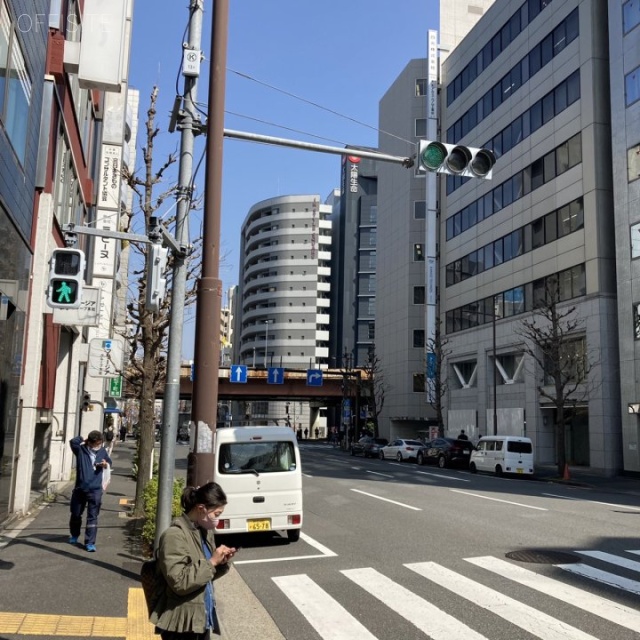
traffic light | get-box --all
[418,140,496,179]
[82,391,91,411]
[46,248,86,309]
[145,243,169,313]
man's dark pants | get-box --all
[69,487,103,545]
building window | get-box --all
[634,303,640,340]
[0,1,32,163]
[414,201,426,219]
[413,373,425,392]
[413,330,425,348]
[415,78,427,96]
[629,145,640,182]
[625,66,640,106]
[624,0,640,34]
[415,118,427,138]
[368,322,375,340]
[414,244,425,261]
[413,286,425,305]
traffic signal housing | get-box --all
[418,140,496,179]
[82,391,91,411]
[46,248,86,309]
[145,243,169,313]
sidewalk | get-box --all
[0,439,284,640]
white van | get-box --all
[469,436,534,476]
[213,426,303,542]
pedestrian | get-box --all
[296,427,302,441]
[68,430,112,552]
[150,482,237,639]
[304,428,309,439]
[104,425,115,455]
[314,427,319,439]
[119,424,127,442]
[458,429,469,441]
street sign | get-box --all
[87,337,124,378]
[230,365,248,383]
[306,369,323,386]
[267,367,285,384]
[53,286,101,326]
[108,376,123,398]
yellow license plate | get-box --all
[247,519,271,531]
[516,468,523,474]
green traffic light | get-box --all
[52,279,78,304]
[420,142,447,170]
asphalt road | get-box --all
[220,443,640,640]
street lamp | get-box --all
[492,298,498,436]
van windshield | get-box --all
[218,441,296,474]
[507,441,532,454]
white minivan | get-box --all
[213,426,303,542]
[469,436,534,476]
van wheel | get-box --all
[396,452,403,463]
[417,452,424,466]
[495,465,503,477]
[438,455,446,469]
[469,462,477,473]
[287,529,301,543]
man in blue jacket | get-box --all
[69,430,112,552]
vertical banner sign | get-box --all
[310,198,318,259]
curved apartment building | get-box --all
[235,194,333,371]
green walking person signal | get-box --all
[46,249,86,309]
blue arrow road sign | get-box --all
[306,369,323,386]
[267,367,285,384]
[230,365,248,383]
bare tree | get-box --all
[119,87,201,516]
[360,344,386,438]
[516,278,593,476]
[426,319,450,437]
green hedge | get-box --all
[141,475,185,550]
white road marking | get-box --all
[299,532,337,557]
[350,488,422,510]
[466,555,640,633]
[415,470,469,482]
[343,567,488,639]
[450,489,548,510]
[234,533,337,565]
[272,574,378,640]
[541,493,640,511]
[577,550,640,573]
[557,562,640,595]
[365,470,394,478]
[302,472,313,478]
[407,561,598,640]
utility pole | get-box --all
[155,0,204,540]
[188,0,228,486]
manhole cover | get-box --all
[505,550,580,564]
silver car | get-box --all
[379,439,426,462]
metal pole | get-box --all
[155,0,203,543]
[264,320,269,368]
[492,298,498,436]
[188,0,228,486]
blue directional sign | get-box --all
[267,367,285,384]
[230,365,248,383]
[306,369,323,386]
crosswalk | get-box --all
[271,549,640,639]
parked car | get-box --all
[417,437,475,468]
[469,436,534,476]
[379,439,426,462]
[351,436,389,458]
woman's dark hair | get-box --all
[181,482,227,513]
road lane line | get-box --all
[234,532,337,565]
[300,532,337,557]
[415,471,469,482]
[557,563,640,595]
[343,567,488,639]
[450,489,547,510]
[407,561,597,640]
[577,550,640,573]
[365,470,394,478]
[466,555,640,633]
[350,489,422,510]
[273,574,377,639]
[541,494,640,511]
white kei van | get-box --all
[213,426,303,542]
[469,436,534,476]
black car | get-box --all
[350,436,389,458]
[417,437,475,468]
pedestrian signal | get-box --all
[46,249,86,309]
[417,140,496,179]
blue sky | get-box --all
[129,0,438,358]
